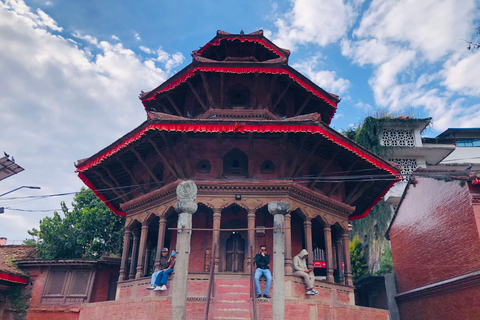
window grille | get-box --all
[381,128,415,147]
[389,158,417,182]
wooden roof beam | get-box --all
[288,134,309,177]
[292,140,323,177]
[165,94,183,116]
[130,148,161,184]
[160,132,186,179]
[345,181,374,205]
[103,165,132,200]
[295,95,312,116]
[266,74,278,109]
[182,133,192,178]
[187,80,208,111]
[280,133,288,177]
[200,72,215,108]
[309,149,341,189]
[327,159,359,197]
[91,170,130,202]
[271,81,293,113]
[147,137,179,179]
[117,157,147,194]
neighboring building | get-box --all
[435,128,480,164]
[46,30,397,320]
[0,244,37,320]
[386,166,480,320]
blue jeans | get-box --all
[154,268,174,286]
[254,268,272,295]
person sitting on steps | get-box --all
[254,244,272,299]
[147,247,170,290]
[153,249,176,291]
[293,249,318,295]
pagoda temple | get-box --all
[74,30,398,320]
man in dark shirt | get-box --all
[147,247,170,290]
[254,244,272,298]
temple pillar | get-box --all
[171,181,198,320]
[118,230,131,281]
[342,229,353,286]
[284,213,292,275]
[143,242,151,276]
[154,215,167,271]
[324,224,334,283]
[129,230,139,279]
[303,217,314,269]
[212,208,222,272]
[336,236,344,284]
[136,221,149,279]
[247,208,256,269]
[268,201,290,320]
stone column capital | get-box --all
[268,201,290,215]
[124,230,132,236]
[175,200,198,214]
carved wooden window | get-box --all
[381,128,415,147]
[260,160,275,174]
[389,158,417,182]
[223,148,248,177]
[196,159,211,173]
[41,267,95,305]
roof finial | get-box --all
[240,29,245,35]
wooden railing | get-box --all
[250,245,257,320]
[203,244,216,320]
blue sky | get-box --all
[1,0,479,241]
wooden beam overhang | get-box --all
[91,169,130,202]
[130,148,161,184]
[147,137,179,179]
[309,149,341,190]
[327,159,359,197]
[345,180,374,205]
[220,73,224,107]
[187,80,208,111]
[292,140,323,177]
[288,134,309,177]
[117,157,147,194]
[165,94,183,116]
[216,133,223,178]
[295,95,312,116]
[200,72,215,108]
[271,80,293,113]
[159,132,185,179]
[248,133,254,178]
[103,166,131,200]
[266,74,279,109]
[281,133,288,177]
[182,133,192,178]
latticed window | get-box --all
[381,128,415,147]
[389,158,417,182]
[41,268,94,305]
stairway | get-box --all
[211,279,251,320]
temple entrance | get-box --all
[225,232,245,272]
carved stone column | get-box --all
[303,217,314,270]
[284,213,293,275]
[171,181,198,320]
[118,230,131,281]
[342,230,353,286]
[323,224,334,283]
[212,208,222,272]
[129,230,139,279]
[136,221,149,278]
[268,201,290,320]
[154,215,167,272]
[336,236,344,284]
[247,208,256,269]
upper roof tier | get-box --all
[140,30,340,125]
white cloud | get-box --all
[111,35,120,41]
[134,31,140,41]
[273,0,357,50]
[0,0,184,240]
[292,55,350,95]
[442,50,480,96]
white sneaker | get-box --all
[147,285,155,290]
[312,289,319,294]
[153,286,163,291]
[159,285,167,291]
[306,290,315,295]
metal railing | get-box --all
[203,244,217,320]
[250,245,257,320]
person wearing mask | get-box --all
[293,249,318,295]
[154,249,176,291]
[254,245,272,298]
[147,247,170,290]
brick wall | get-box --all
[390,177,480,293]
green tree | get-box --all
[28,187,125,259]
[349,236,369,282]
[376,246,394,274]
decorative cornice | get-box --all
[396,269,480,302]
